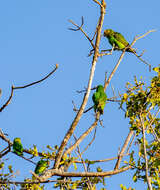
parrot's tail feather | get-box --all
[126,47,136,54]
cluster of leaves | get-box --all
[0,161,17,189]
[120,184,135,190]
[54,166,106,190]
[120,66,160,189]
[20,178,44,190]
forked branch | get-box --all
[0,64,58,112]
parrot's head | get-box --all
[14,137,21,143]
[96,85,104,92]
[104,29,114,38]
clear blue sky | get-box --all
[0,0,159,189]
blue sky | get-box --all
[0,0,159,189]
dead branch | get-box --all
[74,153,130,164]
[40,165,132,181]
[64,118,98,156]
[81,127,97,155]
[0,64,58,112]
[92,0,102,7]
[114,130,134,170]
[68,17,95,49]
[104,48,127,90]
[147,109,160,142]
[74,135,93,189]
[130,29,156,71]
[140,114,153,190]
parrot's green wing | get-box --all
[92,91,100,105]
[92,85,107,114]
[13,138,23,156]
[114,32,129,47]
[35,160,49,175]
[92,91,100,112]
[97,91,107,114]
[104,29,136,52]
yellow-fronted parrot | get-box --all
[34,160,49,175]
[92,85,107,114]
[104,29,135,53]
[13,138,23,156]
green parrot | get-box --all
[103,29,136,53]
[92,85,107,114]
[34,160,49,175]
[13,138,23,156]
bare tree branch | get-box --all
[40,166,132,181]
[147,109,160,142]
[81,127,97,155]
[92,0,102,7]
[0,64,58,112]
[104,48,127,90]
[74,135,93,189]
[114,130,134,170]
[129,29,156,71]
[140,114,153,190]
[68,17,95,49]
[74,153,130,164]
[64,118,98,156]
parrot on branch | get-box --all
[13,137,23,156]
[34,160,49,175]
[103,29,136,53]
[92,85,107,114]
[103,29,151,71]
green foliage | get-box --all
[120,66,160,189]
[120,184,135,190]
[0,161,18,189]
[20,178,44,190]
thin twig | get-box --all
[14,64,58,89]
[0,65,58,112]
[81,127,97,155]
[13,152,36,165]
[132,29,156,43]
[104,48,127,90]
[68,17,95,49]
[126,132,136,154]
[129,29,156,71]
[74,135,93,189]
[133,51,151,71]
[0,86,14,112]
[64,118,98,156]
[92,0,102,7]
[74,153,130,164]
[83,105,94,113]
[77,87,96,94]
[147,109,160,142]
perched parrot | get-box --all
[92,85,107,114]
[103,29,136,53]
[34,160,49,175]
[13,138,23,156]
